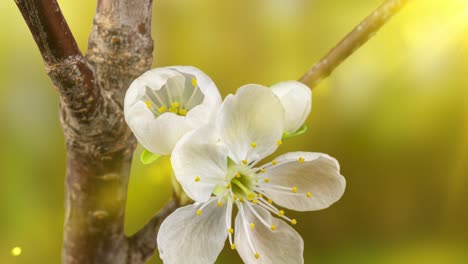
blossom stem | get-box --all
[299,0,410,88]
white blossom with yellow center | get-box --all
[157,85,345,264]
[124,66,222,155]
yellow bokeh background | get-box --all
[1,0,468,263]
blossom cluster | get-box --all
[124,66,346,264]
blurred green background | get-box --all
[1,0,468,263]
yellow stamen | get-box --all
[191,77,198,87]
[298,157,305,163]
[225,182,231,189]
[145,100,152,108]
[264,177,270,183]
[235,172,241,178]
[306,192,312,198]
[169,106,178,113]
[239,197,245,202]
[233,194,238,200]
[257,193,263,198]
[252,199,258,204]
[260,168,266,173]
[278,210,285,216]
[247,193,255,201]
[178,108,187,116]
[250,142,257,148]
[171,101,180,108]
[292,186,298,193]
[291,219,297,225]
[217,201,223,207]
[194,176,200,182]
[242,159,248,165]
[196,209,202,216]
[228,228,234,234]
[270,225,277,231]
[250,223,255,229]
[231,244,236,250]
[272,160,278,165]
[255,253,260,259]
[276,140,282,146]
[268,199,273,204]
[158,106,166,113]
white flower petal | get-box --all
[124,68,185,110]
[125,66,222,155]
[171,124,228,202]
[124,68,187,155]
[261,152,345,211]
[170,66,221,128]
[169,65,221,109]
[124,68,185,153]
[171,66,222,131]
[235,204,304,264]
[157,199,227,264]
[271,81,311,133]
[184,103,218,129]
[137,67,185,91]
[216,84,285,164]
[125,102,191,155]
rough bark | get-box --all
[14,0,99,120]
[87,0,155,102]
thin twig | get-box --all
[15,0,81,62]
[14,0,99,119]
[299,0,410,88]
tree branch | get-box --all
[299,0,410,88]
[15,0,79,61]
[14,0,99,119]
[16,0,157,264]
[59,0,156,263]
[87,0,154,102]
[127,199,179,263]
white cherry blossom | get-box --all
[157,84,345,264]
[124,66,221,155]
[271,81,312,134]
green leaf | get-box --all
[140,149,161,164]
[282,125,308,139]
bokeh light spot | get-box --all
[11,246,22,257]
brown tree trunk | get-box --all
[15,0,178,263]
